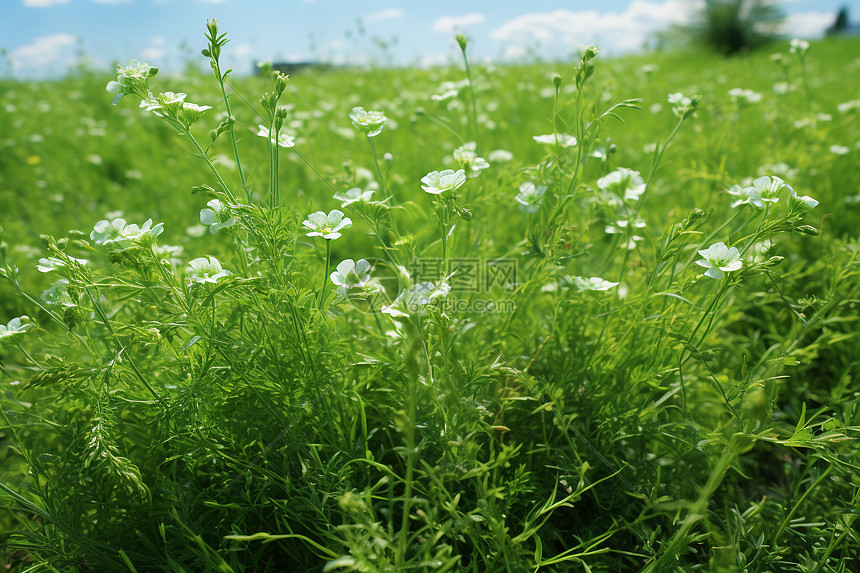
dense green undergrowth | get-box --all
[1,23,859,572]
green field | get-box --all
[1,23,859,571]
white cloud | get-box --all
[491,0,701,56]
[23,0,69,7]
[365,7,404,22]
[432,13,486,34]
[10,33,77,71]
[197,0,227,4]
[233,43,253,57]
[141,47,165,60]
[92,0,133,4]
[781,11,834,38]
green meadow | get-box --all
[1,22,858,571]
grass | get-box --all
[1,22,859,572]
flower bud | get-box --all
[456,34,468,51]
[455,206,472,221]
[552,74,563,89]
[796,225,819,235]
[687,208,705,224]
[764,255,784,267]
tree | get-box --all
[693,0,784,55]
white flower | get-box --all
[421,169,466,195]
[256,125,296,148]
[571,276,619,292]
[177,101,212,127]
[728,88,762,104]
[488,149,513,162]
[453,142,490,178]
[382,281,451,318]
[333,188,375,207]
[105,61,155,105]
[199,199,237,234]
[789,38,809,55]
[37,256,87,273]
[302,210,352,240]
[727,184,764,209]
[515,182,547,214]
[747,175,792,205]
[597,168,646,201]
[41,279,73,307]
[668,92,697,117]
[533,133,577,147]
[604,222,644,250]
[330,259,371,294]
[668,92,690,106]
[139,91,186,118]
[0,316,30,343]
[90,217,163,247]
[789,189,819,212]
[431,89,459,102]
[830,145,850,155]
[696,242,743,279]
[349,106,387,137]
[186,256,232,285]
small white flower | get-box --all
[302,210,352,240]
[333,188,375,207]
[256,125,296,148]
[186,256,232,285]
[349,106,387,137]
[199,199,237,234]
[515,182,547,214]
[41,279,73,307]
[597,168,646,201]
[728,88,762,104]
[105,61,155,105]
[571,276,619,292]
[696,242,743,279]
[668,92,697,117]
[789,38,809,55]
[330,259,371,294]
[421,169,467,195]
[488,149,513,162]
[747,175,792,205]
[533,133,577,147]
[0,316,30,343]
[37,256,87,273]
[453,142,490,178]
[431,89,459,102]
[789,188,819,212]
[829,145,850,155]
[727,184,763,209]
[91,217,163,247]
[382,281,451,318]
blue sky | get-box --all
[1,0,856,77]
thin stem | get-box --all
[368,137,387,196]
[319,240,331,308]
[460,47,479,147]
[213,62,249,199]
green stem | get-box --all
[319,240,331,308]
[213,61,250,200]
[368,137,387,196]
[461,47,479,147]
[773,464,833,546]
